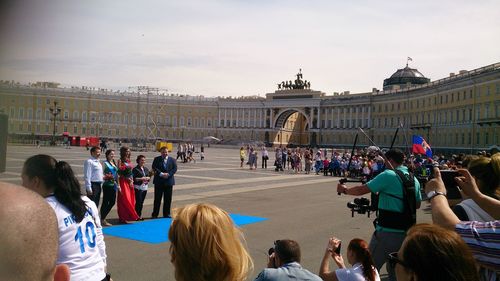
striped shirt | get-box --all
[455,220,500,272]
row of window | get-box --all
[372,84,500,113]
[3,108,217,128]
[9,121,218,139]
[4,98,500,130]
[9,119,497,147]
[5,106,499,131]
[316,130,497,147]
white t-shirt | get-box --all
[46,196,107,281]
[335,263,381,281]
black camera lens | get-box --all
[268,247,275,256]
[353,197,370,205]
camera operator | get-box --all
[336,149,422,281]
[254,239,321,281]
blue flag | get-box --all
[412,135,432,158]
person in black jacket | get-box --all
[132,155,151,220]
[151,147,177,218]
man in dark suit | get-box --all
[151,146,177,218]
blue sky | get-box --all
[0,0,499,97]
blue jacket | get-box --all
[254,262,322,281]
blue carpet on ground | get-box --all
[103,214,267,244]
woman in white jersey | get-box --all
[21,154,108,281]
[319,237,380,281]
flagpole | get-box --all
[400,121,411,157]
[390,127,399,150]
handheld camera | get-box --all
[423,165,462,200]
[335,242,341,255]
[347,197,372,217]
[437,170,461,200]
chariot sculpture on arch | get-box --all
[277,68,311,90]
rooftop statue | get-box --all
[277,69,311,90]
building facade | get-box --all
[1,62,499,153]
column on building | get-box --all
[335,107,340,129]
[361,106,365,128]
[218,108,221,128]
[270,108,273,129]
[341,108,345,128]
[224,108,227,127]
[368,106,371,128]
[243,109,247,127]
[230,108,233,127]
[236,108,239,127]
[330,108,334,129]
[355,106,359,128]
[349,107,353,128]
[254,108,257,128]
[265,108,269,128]
[317,107,320,129]
[259,109,263,128]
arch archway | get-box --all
[273,109,310,146]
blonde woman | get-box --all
[168,203,253,281]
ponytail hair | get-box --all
[348,238,376,281]
[23,155,87,222]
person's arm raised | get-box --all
[319,237,340,281]
[425,168,460,230]
[455,169,500,219]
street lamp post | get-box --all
[49,101,61,146]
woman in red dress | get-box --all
[116,146,139,223]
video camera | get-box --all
[347,197,372,217]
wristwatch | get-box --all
[427,190,446,201]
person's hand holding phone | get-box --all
[425,167,446,194]
[455,169,481,199]
[327,237,345,268]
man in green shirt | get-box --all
[337,149,422,281]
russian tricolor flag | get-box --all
[412,135,432,158]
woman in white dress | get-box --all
[319,237,380,281]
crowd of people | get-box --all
[176,142,203,163]
[239,144,384,178]
[1,144,499,281]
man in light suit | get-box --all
[151,146,177,218]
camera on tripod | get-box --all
[347,197,372,217]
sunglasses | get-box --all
[387,252,408,268]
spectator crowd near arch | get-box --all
[0,142,499,281]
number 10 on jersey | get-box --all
[74,221,97,253]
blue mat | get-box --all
[103,214,267,244]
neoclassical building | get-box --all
[1,62,499,153]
